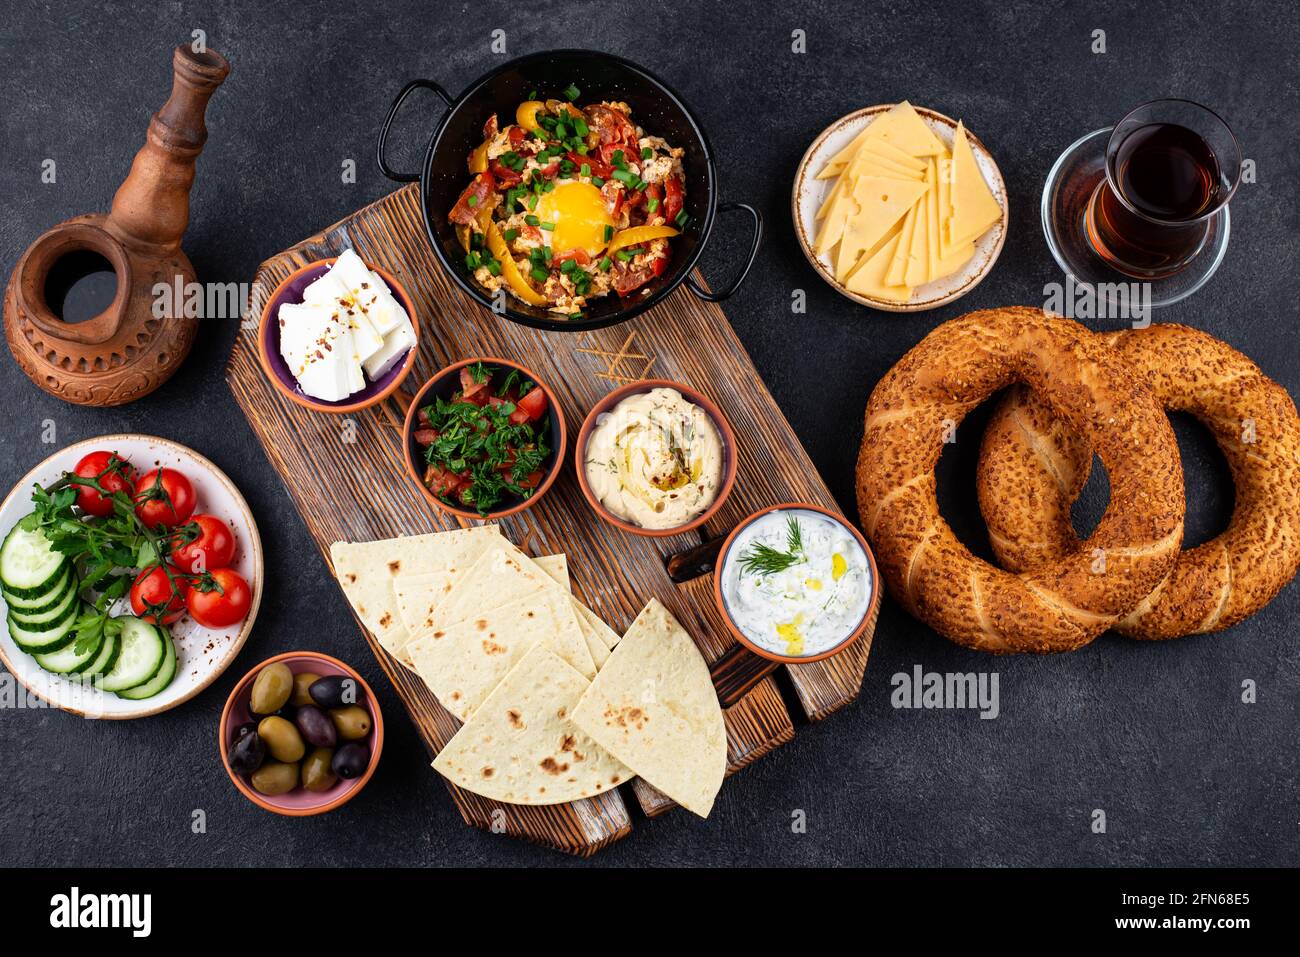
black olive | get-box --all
[228,731,267,776]
[309,674,359,711]
[331,741,370,779]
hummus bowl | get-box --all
[575,379,737,537]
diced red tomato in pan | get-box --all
[449,171,497,225]
[568,150,612,180]
[664,176,684,224]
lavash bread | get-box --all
[571,598,726,817]
[977,323,1300,639]
[433,644,631,805]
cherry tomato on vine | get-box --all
[168,514,236,574]
[133,468,196,529]
[72,451,136,518]
[186,568,252,629]
[130,566,189,625]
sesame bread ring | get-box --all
[856,307,1184,653]
[977,323,1300,639]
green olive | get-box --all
[328,705,372,741]
[257,715,305,763]
[301,747,338,792]
[250,662,293,715]
[290,671,321,707]
[250,760,298,796]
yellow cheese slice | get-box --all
[925,156,941,280]
[903,194,929,287]
[864,101,947,157]
[842,217,905,283]
[846,148,925,182]
[814,180,858,255]
[937,154,956,259]
[860,138,928,170]
[819,140,928,180]
[934,238,976,279]
[948,121,1002,246]
[817,101,946,180]
[846,231,912,301]
[834,176,928,282]
[885,200,918,287]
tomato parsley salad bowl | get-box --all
[402,357,566,520]
[257,253,420,414]
[0,435,262,718]
[376,49,762,332]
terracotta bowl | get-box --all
[574,379,738,537]
[257,257,420,413]
[402,356,567,521]
[713,502,880,664]
[219,651,384,817]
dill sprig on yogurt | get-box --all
[737,515,805,577]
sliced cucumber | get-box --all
[10,578,78,628]
[3,566,73,613]
[78,628,121,680]
[8,609,78,653]
[99,617,165,692]
[34,628,103,675]
[116,632,177,700]
[0,521,67,598]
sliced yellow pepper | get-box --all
[486,221,549,306]
[516,100,546,135]
[468,142,489,174]
[605,225,680,255]
[457,205,494,253]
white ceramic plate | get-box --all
[0,435,263,719]
[792,104,1009,312]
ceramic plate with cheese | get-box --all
[257,250,420,413]
[792,102,1007,312]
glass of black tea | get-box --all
[1085,99,1240,279]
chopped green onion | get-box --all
[540,221,556,231]
[603,225,614,241]
[528,89,538,100]
[465,252,480,269]
[528,195,539,209]
[573,117,589,137]
[675,211,690,228]
[563,83,580,101]
[467,195,478,207]
[580,163,591,177]
[503,228,520,242]
[531,266,549,283]
[525,214,540,227]
[543,246,553,261]
[642,146,653,160]
[487,261,502,276]
[598,256,612,271]
[647,198,660,212]
[611,150,626,168]
[591,176,605,187]
[612,169,637,186]
[615,249,634,262]
[559,257,578,273]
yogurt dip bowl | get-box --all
[714,503,879,664]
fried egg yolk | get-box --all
[534,181,613,256]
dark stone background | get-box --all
[1,0,1296,867]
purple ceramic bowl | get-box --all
[257,257,420,413]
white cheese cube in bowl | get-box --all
[363,315,416,380]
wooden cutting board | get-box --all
[225,183,872,855]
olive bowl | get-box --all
[219,652,384,817]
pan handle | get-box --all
[686,201,763,303]
[376,79,453,183]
